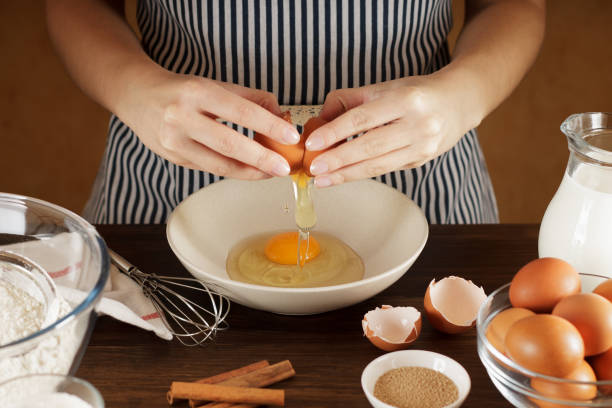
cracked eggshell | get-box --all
[362,305,422,351]
[424,276,487,334]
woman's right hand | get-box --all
[115,68,299,179]
[46,0,298,180]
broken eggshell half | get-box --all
[362,305,422,351]
[424,276,487,334]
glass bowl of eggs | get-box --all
[476,260,612,408]
[0,193,109,389]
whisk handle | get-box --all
[108,248,136,274]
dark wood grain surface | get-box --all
[77,224,539,407]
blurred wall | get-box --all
[1,0,610,223]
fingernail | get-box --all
[272,160,291,177]
[314,176,332,188]
[283,127,300,144]
[309,160,328,176]
[306,133,325,151]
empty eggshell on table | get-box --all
[362,305,422,351]
[423,276,487,334]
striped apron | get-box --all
[84,0,499,224]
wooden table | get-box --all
[77,224,539,407]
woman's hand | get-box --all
[46,0,300,180]
[305,0,545,188]
[305,75,477,187]
[118,70,299,179]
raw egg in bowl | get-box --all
[166,177,428,315]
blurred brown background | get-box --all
[1,0,610,223]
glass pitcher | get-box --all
[539,112,612,278]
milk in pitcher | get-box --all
[539,164,612,278]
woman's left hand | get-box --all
[305,75,479,187]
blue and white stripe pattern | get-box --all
[84,0,499,224]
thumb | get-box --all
[320,87,375,121]
[221,83,282,116]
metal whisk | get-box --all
[108,249,230,346]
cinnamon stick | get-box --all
[192,398,257,408]
[195,361,270,385]
[213,360,294,388]
[167,360,269,404]
[190,360,295,408]
[170,382,284,406]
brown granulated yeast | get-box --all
[373,366,459,408]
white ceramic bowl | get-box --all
[167,177,428,314]
[361,350,471,408]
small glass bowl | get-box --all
[476,273,612,407]
[0,373,104,407]
[0,250,60,355]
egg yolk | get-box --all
[291,171,311,188]
[264,232,320,266]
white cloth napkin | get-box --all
[1,233,172,340]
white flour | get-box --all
[0,281,45,345]
[8,392,93,408]
[0,280,82,401]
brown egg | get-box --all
[254,111,304,173]
[594,279,612,302]
[254,112,335,176]
[362,305,422,351]
[530,360,597,408]
[302,117,330,177]
[590,347,612,395]
[485,307,535,354]
[504,314,585,377]
[553,293,612,356]
[509,258,581,313]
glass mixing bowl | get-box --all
[477,273,612,407]
[0,193,109,384]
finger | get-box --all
[220,83,282,116]
[313,146,430,187]
[319,87,374,121]
[171,106,291,177]
[203,83,300,145]
[178,139,269,180]
[305,91,404,151]
[308,123,410,175]
[156,127,269,179]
